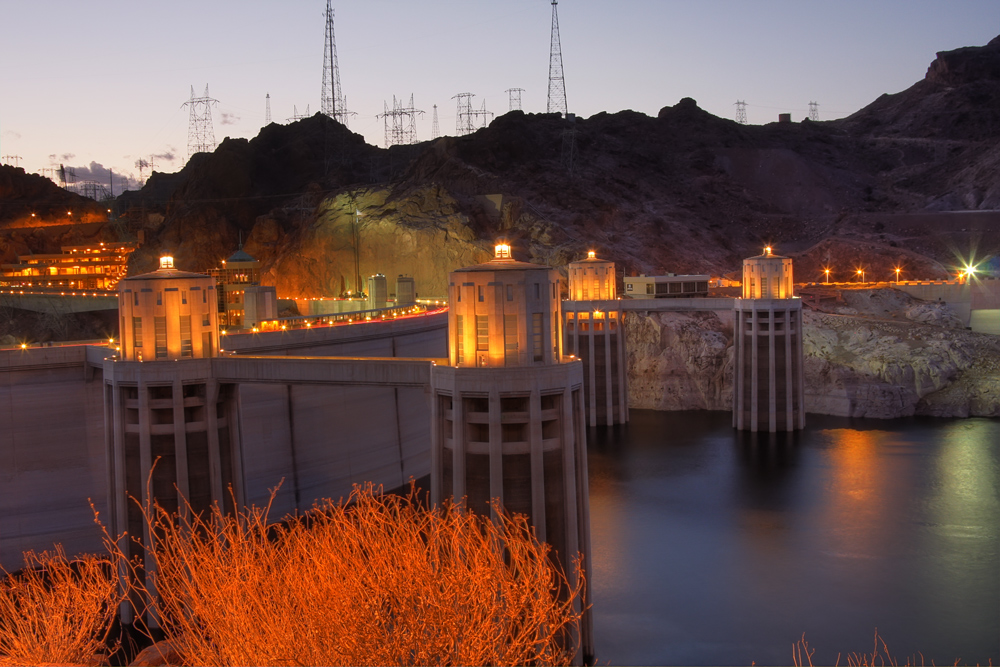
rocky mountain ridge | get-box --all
[2,36,996,297]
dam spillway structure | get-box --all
[733,247,806,432]
[428,242,594,664]
[562,250,628,426]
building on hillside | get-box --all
[732,246,805,432]
[395,275,415,306]
[429,242,594,664]
[367,273,388,310]
[207,248,277,330]
[623,273,710,298]
[563,251,628,426]
[0,241,137,291]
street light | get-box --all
[894,267,901,283]
[857,268,865,284]
[824,268,830,284]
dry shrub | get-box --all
[138,484,583,666]
[0,546,120,666]
[793,630,958,667]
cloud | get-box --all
[61,161,141,191]
[220,112,240,126]
[61,153,75,161]
[152,151,177,163]
[2,130,21,140]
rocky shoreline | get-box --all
[626,290,1000,420]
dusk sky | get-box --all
[1,0,997,190]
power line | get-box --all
[547,0,567,116]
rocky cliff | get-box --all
[625,290,1000,419]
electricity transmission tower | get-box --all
[265,93,272,125]
[547,0,567,116]
[377,95,424,147]
[431,104,440,139]
[183,84,219,158]
[452,93,493,136]
[287,105,311,122]
[506,88,524,112]
[808,101,819,121]
[2,155,22,167]
[735,100,747,125]
[473,99,494,129]
[453,93,475,136]
[321,1,355,126]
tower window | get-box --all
[456,315,464,364]
[156,292,162,306]
[506,284,513,301]
[154,317,167,359]
[133,317,142,348]
[532,313,543,361]
[476,315,489,351]
[534,283,540,299]
[504,314,518,364]
[180,316,192,357]
[181,290,187,305]
[478,285,484,302]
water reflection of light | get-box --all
[928,420,1000,596]
[588,453,629,595]
[817,428,902,561]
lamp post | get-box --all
[857,269,865,284]
[895,267,900,283]
[824,268,830,284]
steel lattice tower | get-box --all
[265,93,272,125]
[431,104,440,139]
[808,101,819,121]
[472,99,494,129]
[506,87,524,112]
[321,1,353,126]
[547,0,567,116]
[453,92,475,136]
[287,105,311,122]
[377,95,424,147]
[183,84,219,158]
[735,100,747,125]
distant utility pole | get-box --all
[183,84,219,158]
[377,95,424,147]
[453,93,475,136]
[547,0,567,116]
[321,1,354,126]
[506,87,524,112]
[808,101,819,121]
[431,104,440,139]
[735,100,747,125]
[265,93,272,125]
[287,105,311,122]
[135,158,149,183]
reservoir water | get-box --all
[587,410,1000,666]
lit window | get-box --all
[476,315,489,351]
[532,313,543,361]
[456,315,464,363]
